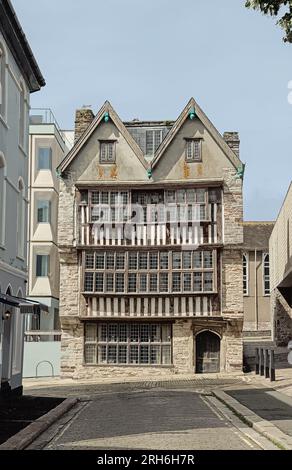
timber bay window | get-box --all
[185,138,202,162]
[83,250,216,294]
[99,141,116,164]
[263,253,270,296]
[84,322,172,365]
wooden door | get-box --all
[195,331,220,373]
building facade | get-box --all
[0,0,45,393]
[57,99,244,379]
[242,222,274,336]
[270,183,292,347]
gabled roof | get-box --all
[58,101,149,174]
[243,221,275,250]
[151,98,242,169]
[0,0,45,92]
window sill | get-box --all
[16,255,25,262]
[0,243,5,251]
[83,363,174,368]
[0,114,9,129]
[82,291,218,296]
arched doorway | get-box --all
[195,330,220,374]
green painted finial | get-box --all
[104,112,109,123]
[147,169,152,179]
[189,107,196,120]
[236,163,246,180]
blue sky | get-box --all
[13,0,292,221]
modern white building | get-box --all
[23,110,73,378]
[0,0,45,395]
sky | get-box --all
[13,0,292,221]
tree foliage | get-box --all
[245,1,292,42]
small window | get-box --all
[38,147,52,170]
[243,254,248,296]
[263,253,270,296]
[36,255,49,277]
[37,200,51,223]
[185,139,202,162]
[100,141,116,164]
[146,130,163,155]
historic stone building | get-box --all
[57,98,244,379]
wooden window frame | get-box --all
[263,252,270,296]
[99,140,117,164]
[184,138,203,163]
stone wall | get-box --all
[74,108,95,144]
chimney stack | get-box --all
[74,106,95,144]
[223,132,240,158]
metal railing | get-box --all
[255,347,276,382]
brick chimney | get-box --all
[223,132,240,158]
[74,106,95,144]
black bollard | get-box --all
[265,349,269,378]
[255,348,259,374]
[270,350,276,382]
[260,348,265,376]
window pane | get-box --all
[130,324,139,342]
[140,345,149,364]
[194,272,202,292]
[204,272,213,291]
[150,345,161,364]
[119,324,127,342]
[106,252,115,269]
[98,345,107,364]
[99,324,107,342]
[139,252,148,269]
[129,252,138,270]
[84,272,94,291]
[118,345,127,364]
[186,189,196,203]
[115,273,125,292]
[149,274,158,292]
[203,251,213,268]
[150,324,160,342]
[38,147,52,170]
[172,272,181,292]
[85,253,94,269]
[183,273,192,292]
[193,251,202,268]
[162,345,171,364]
[196,189,206,203]
[139,274,147,292]
[85,345,96,364]
[160,252,169,270]
[172,252,181,269]
[37,200,51,223]
[165,190,175,203]
[140,324,150,342]
[128,273,137,293]
[116,253,125,270]
[85,324,96,341]
[36,255,49,277]
[101,191,109,204]
[108,324,118,342]
[96,252,105,269]
[162,324,171,342]
[149,252,158,269]
[130,345,139,364]
[91,191,99,204]
[159,273,168,292]
[182,251,192,269]
[108,345,117,363]
[95,273,104,292]
[105,273,114,292]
